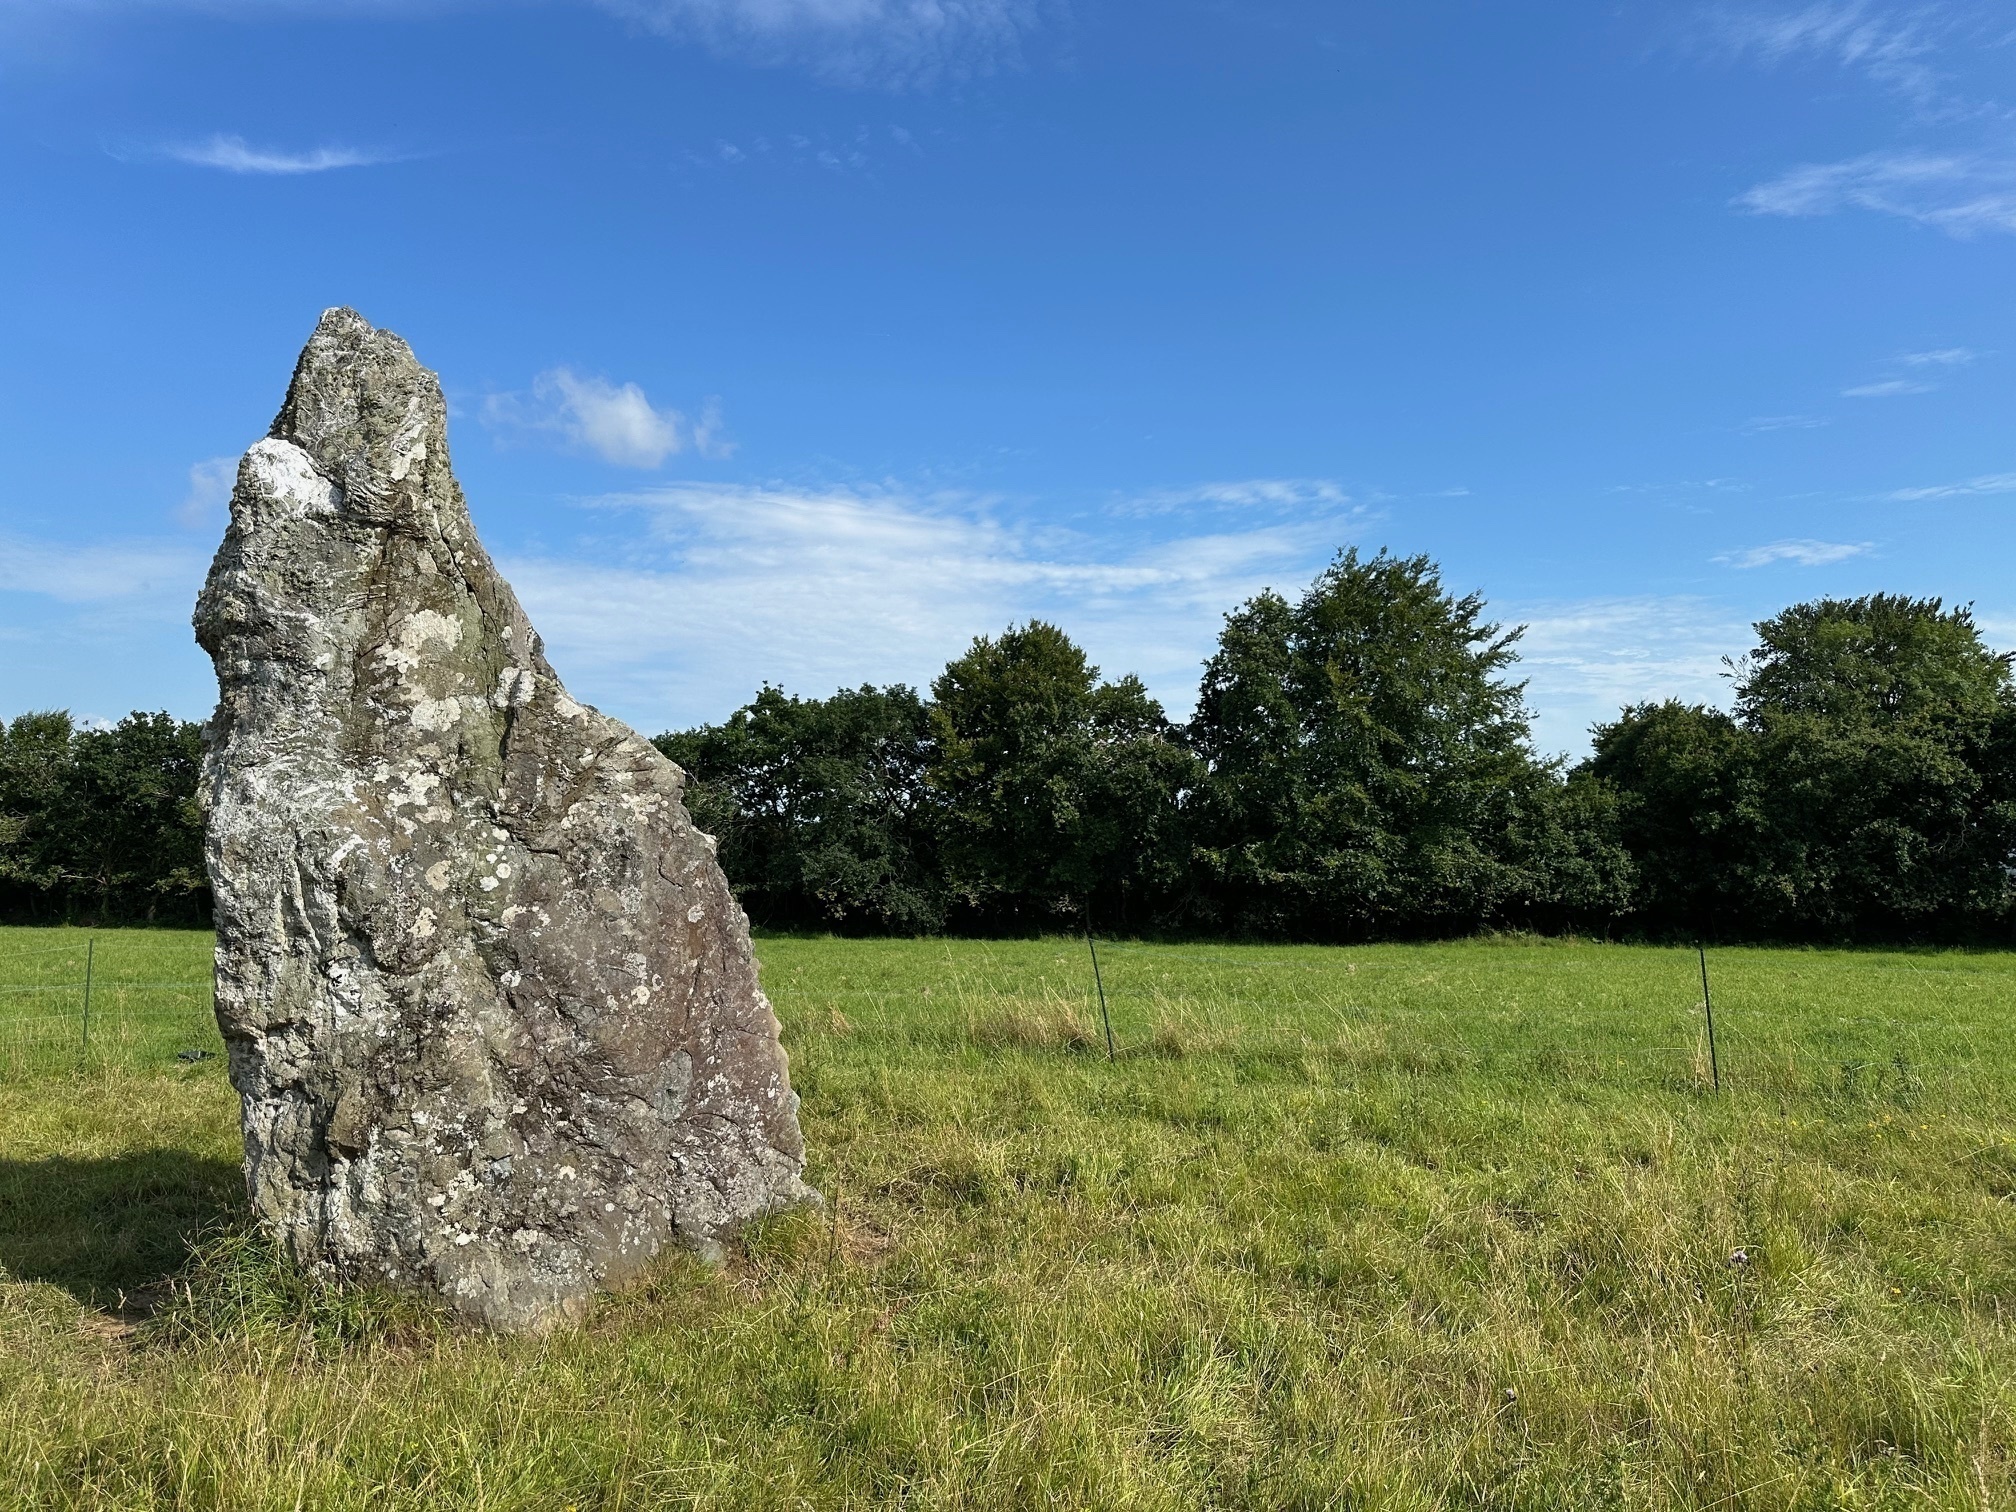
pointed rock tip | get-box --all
[310,305,376,340]
[271,306,442,484]
[293,306,422,377]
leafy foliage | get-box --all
[11,574,2016,946]
[927,621,1199,932]
[1585,701,1756,939]
[0,711,208,924]
[1183,549,1624,938]
[652,685,942,933]
[1587,595,2016,942]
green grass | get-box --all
[0,927,221,1080]
[2,929,2013,1509]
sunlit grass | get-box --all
[1,929,2012,1508]
[0,927,219,1080]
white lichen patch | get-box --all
[244,437,337,520]
[494,667,537,709]
[410,696,463,732]
[376,609,463,677]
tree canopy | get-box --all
[12,572,2016,946]
[0,711,208,924]
[1587,596,2016,942]
[1185,548,1621,938]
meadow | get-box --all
[1,926,2012,1509]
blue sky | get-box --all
[1,0,2012,754]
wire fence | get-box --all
[772,937,2016,1108]
[2,932,2010,1108]
[0,935,221,1081]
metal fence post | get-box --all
[1697,941,1719,1093]
[1085,907,1115,1061]
[81,935,95,1060]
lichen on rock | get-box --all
[193,307,814,1332]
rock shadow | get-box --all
[0,1150,246,1307]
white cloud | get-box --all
[1608,477,1750,495]
[488,369,695,468]
[1709,1,1939,98]
[175,455,238,529]
[159,134,385,174]
[0,534,208,607]
[584,0,1043,86]
[1888,470,2016,500]
[500,481,1348,729]
[12,0,1046,88]
[544,370,683,467]
[1843,377,1935,396]
[1900,345,1981,365]
[1717,538,1874,568]
[1740,414,1830,432]
[1736,150,2016,236]
[1121,477,1353,514]
[690,397,736,460]
[1513,596,1752,753]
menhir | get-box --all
[194,308,814,1332]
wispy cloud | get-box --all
[1843,377,1935,397]
[158,134,387,174]
[1901,345,1981,365]
[1608,478,1750,495]
[1834,344,1982,398]
[1514,596,1753,753]
[175,456,238,529]
[677,126,902,177]
[1707,1,1941,100]
[1120,478,1354,515]
[1736,150,2016,235]
[1888,470,2016,500]
[20,0,1049,88]
[1717,538,1874,567]
[484,369,731,468]
[0,534,209,607]
[1740,414,1830,432]
[503,480,1346,727]
[584,0,1046,87]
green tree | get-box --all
[1735,593,2010,726]
[1187,548,1613,938]
[1586,701,1757,939]
[928,621,1197,930]
[0,711,81,913]
[0,710,209,923]
[67,713,210,922]
[654,685,943,933]
[1589,595,2016,942]
[1737,595,2016,940]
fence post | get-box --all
[81,935,95,1061]
[1084,905,1115,1061]
[1697,941,1719,1093]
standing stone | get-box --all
[194,308,814,1332]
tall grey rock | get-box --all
[194,308,813,1332]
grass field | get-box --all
[1,928,2013,1509]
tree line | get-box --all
[657,550,2016,944]
[0,710,208,925]
[7,548,2013,940]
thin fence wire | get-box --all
[0,937,221,1080]
[3,935,2009,1099]
[766,945,2014,1104]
